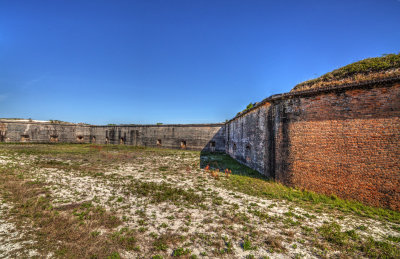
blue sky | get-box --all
[1,0,399,125]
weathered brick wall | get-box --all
[225,80,400,210]
[1,79,399,210]
[275,83,400,210]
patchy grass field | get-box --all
[0,144,399,258]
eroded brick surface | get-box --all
[228,82,400,210]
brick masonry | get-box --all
[1,78,399,210]
[226,79,400,210]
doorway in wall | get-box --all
[50,135,59,143]
[245,145,251,162]
[210,141,216,152]
[180,140,186,149]
[20,135,30,142]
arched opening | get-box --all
[210,141,216,152]
[245,145,251,162]
[0,131,4,142]
[120,137,125,145]
[91,136,96,143]
[20,135,30,142]
[180,140,186,149]
[50,135,59,143]
[76,136,84,142]
[157,139,162,146]
[105,137,109,144]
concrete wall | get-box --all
[225,78,400,210]
[0,122,225,152]
[1,77,399,210]
[225,104,272,176]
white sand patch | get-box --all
[0,202,38,258]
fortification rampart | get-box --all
[1,77,399,210]
[0,122,225,152]
[225,77,400,210]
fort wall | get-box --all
[225,78,400,210]
[0,122,225,152]
[1,77,399,210]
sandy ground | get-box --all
[0,148,399,258]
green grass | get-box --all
[2,143,399,224]
[292,53,400,91]
[361,237,400,258]
[129,179,204,205]
[201,152,400,224]
[2,143,399,258]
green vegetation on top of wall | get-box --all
[292,53,400,92]
[236,102,256,116]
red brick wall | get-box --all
[275,83,400,210]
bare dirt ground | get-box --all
[0,144,399,259]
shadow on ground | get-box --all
[199,151,270,180]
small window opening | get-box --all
[245,145,251,162]
[20,134,30,142]
[50,135,59,143]
[180,140,186,149]
[210,141,216,152]
[157,139,162,146]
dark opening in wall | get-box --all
[0,131,4,142]
[210,141,216,152]
[20,134,30,142]
[245,145,251,162]
[233,143,237,154]
[180,140,187,149]
[76,136,84,142]
[157,139,162,146]
[120,137,125,145]
[91,136,96,143]
[105,137,109,144]
[50,135,59,143]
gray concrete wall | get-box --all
[225,103,273,176]
[0,121,225,152]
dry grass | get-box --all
[0,167,125,258]
[292,53,400,92]
[0,143,399,258]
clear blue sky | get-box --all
[1,0,399,125]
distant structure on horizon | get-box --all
[1,54,399,211]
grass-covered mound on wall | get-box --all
[291,53,400,92]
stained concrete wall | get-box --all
[225,104,273,176]
[225,78,400,210]
[1,77,399,210]
[0,122,225,152]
